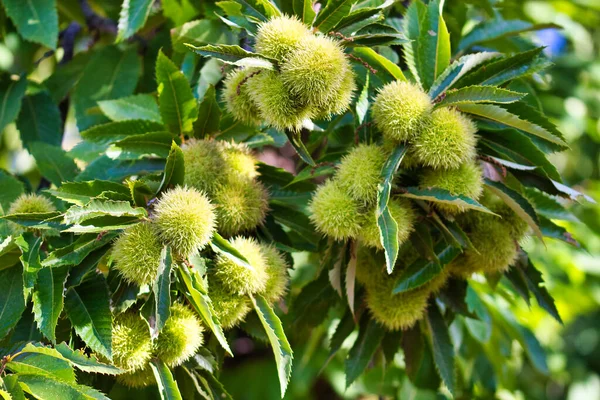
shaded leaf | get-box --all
[55,342,122,375]
[15,232,43,300]
[0,265,26,339]
[17,92,62,150]
[43,232,118,268]
[76,156,165,182]
[345,316,386,388]
[401,186,495,214]
[314,0,355,33]
[33,266,69,342]
[80,120,166,145]
[0,75,27,133]
[426,302,455,395]
[2,0,58,48]
[28,143,79,186]
[436,86,525,108]
[193,85,221,138]
[111,131,174,159]
[186,44,276,70]
[329,310,356,356]
[98,94,162,123]
[152,246,173,337]
[293,0,316,25]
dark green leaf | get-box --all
[352,47,406,83]
[186,44,276,70]
[171,19,231,53]
[116,0,154,42]
[284,129,316,166]
[152,246,173,337]
[43,52,91,103]
[417,0,451,90]
[33,266,69,343]
[336,7,384,34]
[7,343,75,383]
[80,120,166,145]
[28,142,80,186]
[0,75,28,133]
[293,0,316,25]
[17,92,62,150]
[157,141,185,194]
[17,374,110,400]
[234,0,281,22]
[251,294,293,397]
[436,86,525,108]
[15,232,43,300]
[514,256,562,323]
[73,46,141,131]
[64,274,112,359]
[2,0,58,48]
[402,187,495,214]
[0,170,24,212]
[314,0,355,33]
[193,85,221,138]
[98,94,162,123]
[0,265,26,339]
[345,316,386,388]
[43,232,118,268]
[111,131,174,159]
[76,156,166,182]
[55,342,122,375]
[47,180,130,206]
[329,310,356,356]
[426,302,455,395]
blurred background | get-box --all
[1,0,599,399]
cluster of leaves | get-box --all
[0,0,596,399]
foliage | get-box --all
[0,0,597,399]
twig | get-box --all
[79,0,117,35]
[236,70,262,95]
[347,54,378,74]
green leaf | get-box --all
[400,187,495,214]
[234,0,281,21]
[336,7,385,34]
[177,264,232,356]
[352,47,406,83]
[81,120,166,145]
[63,200,146,226]
[484,179,543,241]
[393,244,460,294]
[329,310,356,356]
[15,232,43,300]
[0,75,27,133]
[193,85,221,138]
[28,142,80,186]
[47,180,130,206]
[293,0,315,25]
[426,302,455,395]
[0,170,24,213]
[43,232,118,268]
[76,156,166,182]
[2,212,63,231]
[428,52,500,99]
[417,0,451,90]
[186,44,276,70]
[345,316,386,388]
[17,92,62,151]
[402,0,426,86]
[151,246,173,337]
[1,0,58,48]
[33,266,69,343]
[98,94,162,123]
[64,274,112,359]
[116,0,154,42]
[150,359,183,400]
[344,24,408,47]
[7,343,75,383]
[111,131,174,159]
[520,257,562,324]
[156,51,199,136]
[0,236,21,269]
[43,52,91,103]
[17,374,110,400]
[157,141,185,194]
[209,232,253,270]
[436,86,525,108]
[455,47,548,88]
[500,102,568,150]
[73,46,141,131]
[458,19,559,52]
[2,375,25,400]
[171,19,231,53]
[314,0,355,33]
[377,145,407,274]
[162,0,198,25]
[55,343,122,375]
[0,265,25,339]
[284,129,316,166]
[251,294,293,397]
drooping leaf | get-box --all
[514,256,562,323]
[64,274,112,359]
[98,94,162,123]
[484,179,543,241]
[150,359,183,400]
[73,46,141,131]
[329,310,356,357]
[314,0,356,34]
[17,92,62,150]
[55,342,122,375]
[116,0,154,42]
[17,374,110,400]
[15,232,43,300]
[426,302,455,395]
[436,86,525,108]
[293,0,316,25]
[344,24,408,47]
[0,265,26,339]
[186,44,277,70]
[156,51,199,136]
[251,294,293,397]
[193,85,221,138]
[2,212,63,231]
[2,0,58,49]
[33,266,69,343]
[377,145,407,274]
[345,316,386,388]
[0,75,28,134]
[28,142,80,186]
[400,187,495,214]
[151,246,173,337]
[284,129,316,167]
[352,47,406,83]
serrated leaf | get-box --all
[345,316,386,388]
[28,142,79,186]
[177,264,232,356]
[0,170,24,213]
[151,246,173,337]
[76,156,166,182]
[157,142,185,194]
[352,47,406,83]
[329,310,356,356]
[251,294,293,397]
[314,0,355,33]
[455,47,548,88]
[0,265,26,339]
[426,302,455,395]
[234,0,281,21]
[171,19,230,53]
[98,94,162,123]
[336,7,384,34]
[377,145,407,274]
[55,343,122,375]
[402,186,495,214]
[436,86,525,108]
[2,212,64,231]
[293,0,315,25]
[484,179,543,241]
[73,46,141,131]
[64,200,146,226]
[110,131,174,159]
[2,375,25,400]
[64,274,112,359]
[47,180,130,206]
[7,343,75,383]
[15,233,43,300]
[458,19,559,52]
[393,244,460,294]
[514,256,562,323]
[17,92,62,151]
[284,129,316,166]
[150,359,183,400]
[417,0,450,90]
[210,232,253,271]
[33,266,69,343]
[2,0,58,49]
[0,75,27,134]
[186,44,276,70]
[429,52,500,99]
[81,120,166,145]
[193,85,221,138]
[17,374,110,400]
[345,24,408,47]
[116,0,154,42]
[42,232,118,268]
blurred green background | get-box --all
[1,0,599,399]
